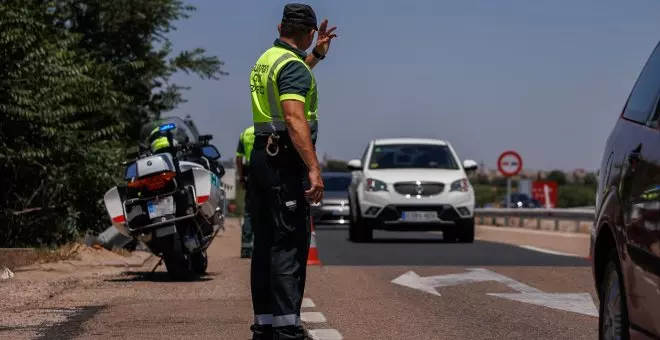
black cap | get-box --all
[282,3,317,30]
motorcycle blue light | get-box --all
[159,123,176,132]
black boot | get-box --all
[250,324,272,340]
[241,247,253,259]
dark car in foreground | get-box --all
[591,40,660,339]
[311,172,352,224]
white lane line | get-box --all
[301,312,326,323]
[308,329,344,340]
[519,245,580,257]
[302,298,316,308]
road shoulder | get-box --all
[475,225,590,258]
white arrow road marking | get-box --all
[302,298,316,308]
[301,312,327,323]
[308,329,344,340]
[391,268,598,317]
[488,293,598,317]
[392,268,540,297]
[391,271,441,296]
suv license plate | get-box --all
[402,211,438,221]
[147,196,175,219]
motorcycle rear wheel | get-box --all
[162,232,195,281]
[191,250,208,274]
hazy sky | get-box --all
[167,0,660,171]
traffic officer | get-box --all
[236,125,255,258]
[247,3,337,339]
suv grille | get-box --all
[393,182,444,196]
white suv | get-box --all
[346,138,478,243]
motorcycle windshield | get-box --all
[139,116,199,146]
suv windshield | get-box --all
[322,176,352,191]
[139,117,199,146]
[368,144,459,170]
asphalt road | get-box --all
[2,222,598,340]
[314,227,590,267]
[304,226,597,339]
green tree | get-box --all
[473,184,500,207]
[0,2,127,246]
[546,170,568,186]
[557,185,596,208]
[0,0,227,246]
[50,0,227,142]
[583,172,598,187]
[474,173,490,185]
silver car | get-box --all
[311,172,352,224]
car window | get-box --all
[367,144,460,170]
[360,143,370,166]
[322,176,352,191]
[622,42,660,124]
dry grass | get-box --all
[109,247,132,257]
[0,243,79,270]
[0,241,133,271]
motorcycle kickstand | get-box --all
[149,257,163,276]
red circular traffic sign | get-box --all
[497,150,523,177]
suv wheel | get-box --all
[348,197,372,243]
[443,228,458,243]
[599,250,630,340]
[457,218,475,243]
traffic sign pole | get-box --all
[497,150,523,209]
[506,178,511,209]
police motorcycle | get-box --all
[103,117,227,280]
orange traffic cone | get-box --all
[307,217,322,266]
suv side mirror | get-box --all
[201,145,221,160]
[347,159,362,171]
[462,159,478,172]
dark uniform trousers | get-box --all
[248,134,311,340]
[241,165,254,258]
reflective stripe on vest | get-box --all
[250,46,318,136]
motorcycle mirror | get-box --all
[199,134,213,142]
[201,145,221,160]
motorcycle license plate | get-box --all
[147,196,175,219]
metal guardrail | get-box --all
[474,208,595,233]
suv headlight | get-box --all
[450,178,469,192]
[365,178,388,192]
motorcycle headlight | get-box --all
[450,178,469,192]
[365,178,388,192]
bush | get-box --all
[0,1,226,247]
